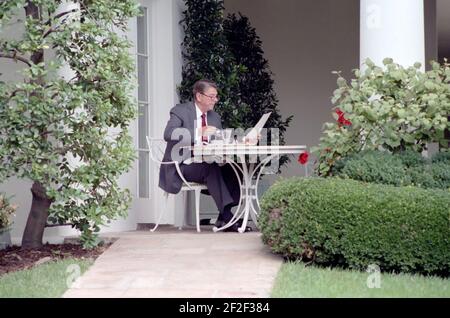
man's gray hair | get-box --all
[193,79,218,99]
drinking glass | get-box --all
[223,129,233,144]
[213,129,223,144]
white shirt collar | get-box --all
[194,102,205,119]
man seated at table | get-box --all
[159,79,248,232]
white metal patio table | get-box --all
[189,144,307,233]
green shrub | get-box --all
[334,150,450,190]
[259,177,450,276]
[429,162,450,189]
[397,150,428,167]
[408,162,450,190]
[311,58,450,176]
[335,151,408,186]
[407,165,439,189]
[431,151,450,164]
[0,193,16,231]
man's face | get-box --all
[197,87,219,112]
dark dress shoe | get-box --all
[215,219,252,232]
[200,218,211,226]
[215,218,242,228]
[223,223,252,232]
[223,223,241,232]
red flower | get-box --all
[335,108,344,117]
[338,118,352,127]
[298,152,309,165]
[335,108,351,127]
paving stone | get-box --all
[63,229,282,298]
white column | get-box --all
[360,0,425,70]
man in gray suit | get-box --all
[159,79,243,231]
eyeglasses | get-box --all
[200,93,219,101]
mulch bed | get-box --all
[0,243,112,276]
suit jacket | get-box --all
[159,101,223,194]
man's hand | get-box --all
[198,125,217,136]
[243,136,260,145]
[242,130,261,145]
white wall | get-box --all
[224,0,360,178]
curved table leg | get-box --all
[253,154,278,210]
[212,157,246,232]
[239,154,279,233]
[237,156,251,233]
[209,153,279,233]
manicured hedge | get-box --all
[259,177,450,276]
[333,150,450,190]
[334,151,407,186]
[432,151,450,164]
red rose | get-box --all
[335,108,351,127]
[298,152,309,165]
[335,108,344,117]
[337,117,352,127]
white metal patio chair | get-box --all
[146,136,207,233]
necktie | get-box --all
[201,113,207,143]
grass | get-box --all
[0,258,93,298]
[271,262,450,298]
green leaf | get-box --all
[424,81,435,90]
[383,57,393,65]
[337,77,347,88]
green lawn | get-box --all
[0,258,93,298]
[271,262,450,298]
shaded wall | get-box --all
[425,0,438,69]
[224,0,360,178]
[437,0,450,61]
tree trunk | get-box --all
[21,1,49,249]
[21,182,52,249]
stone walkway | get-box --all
[63,227,282,298]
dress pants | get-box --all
[180,162,241,218]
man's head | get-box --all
[193,79,219,113]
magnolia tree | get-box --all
[312,58,450,176]
[0,0,140,248]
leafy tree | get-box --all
[312,58,450,176]
[0,0,140,248]
[224,13,292,167]
[178,0,249,128]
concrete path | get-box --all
[63,227,282,298]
